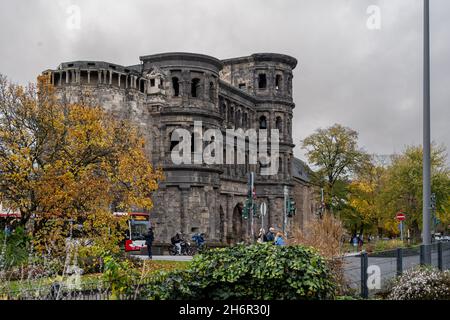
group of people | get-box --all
[144,227,206,259]
[143,226,285,259]
[257,227,285,246]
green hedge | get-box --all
[142,244,337,300]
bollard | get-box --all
[396,248,403,276]
[420,244,432,265]
[360,252,369,299]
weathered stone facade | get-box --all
[43,52,316,245]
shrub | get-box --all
[0,226,30,269]
[372,239,405,252]
[143,244,337,300]
[289,215,347,294]
[102,254,139,299]
[387,266,450,300]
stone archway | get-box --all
[232,203,246,243]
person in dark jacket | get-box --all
[265,227,276,242]
[145,227,154,259]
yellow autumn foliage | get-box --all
[0,74,163,255]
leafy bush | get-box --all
[102,254,139,299]
[0,226,30,269]
[143,244,337,300]
[387,266,450,300]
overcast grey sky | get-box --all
[0,0,448,163]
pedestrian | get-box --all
[171,233,183,255]
[352,235,358,252]
[274,232,285,246]
[358,235,364,251]
[145,227,154,259]
[265,227,275,242]
[257,228,265,243]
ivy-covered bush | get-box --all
[0,226,30,269]
[143,244,337,300]
[102,254,139,300]
[388,266,450,300]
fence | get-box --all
[342,242,450,298]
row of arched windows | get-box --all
[171,76,216,101]
[219,100,252,129]
[259,116,284,132]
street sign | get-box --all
[396,212,406,221]
[260,202,267,216]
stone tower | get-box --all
[43,52,305,246]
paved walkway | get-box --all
[134,255,193,261]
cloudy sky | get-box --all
[0,0,448,163]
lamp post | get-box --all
[422,0,432,264]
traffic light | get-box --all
[242,201,249,220]
[286,198,296,217]
[242,198,259,219]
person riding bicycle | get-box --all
[192,232,205,250]
[171,233,183,255]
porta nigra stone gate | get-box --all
[43,52,317,245]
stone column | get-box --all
[87,71,90,84]
[109,71,112,85]
[268,196,278,230]
[179,185,190,235]
[125,75,128,89]
[226,194,234,243]
[181,70,189,104]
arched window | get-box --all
[258,74,267,89]
[209,81,215,101]
[191,78,201,97]
[243,113,248,128]
[219,100,225,115]
[259,116,267,129]
[279,157,283,174]
[276,116,283,133]
[236,110,241,127]
[275,74,282,90]
[229,106,234,124]
[172,77,179,96]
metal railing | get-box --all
[342,242,450,299]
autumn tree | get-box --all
[0,74,163,254]
[339,159,391,238]
[380,145,450,240]
[301,123,369,216]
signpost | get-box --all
[397,212,406,241]
[260,201,267,232]
[283,186,288,236]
